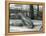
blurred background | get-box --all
[9,4,43,32]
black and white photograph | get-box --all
[9,3,43,32]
